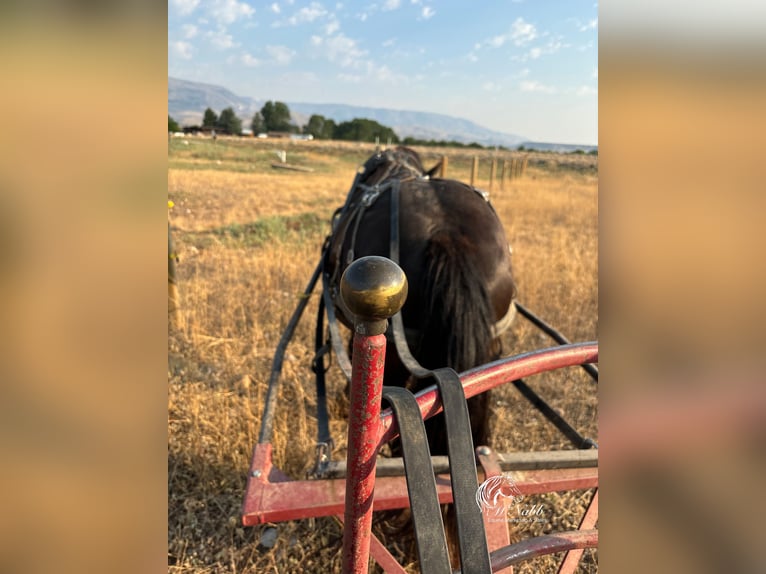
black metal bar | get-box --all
[512,378,598,449]
[258,261,323,444]
[515,302,598,382]
[382,387,452,573]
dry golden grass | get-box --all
[168,137,598,573]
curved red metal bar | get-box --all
[378,342,598,445]
[487,529,598,571]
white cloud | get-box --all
[325,16,340,34]
[241,52,261,66]
[320,33,368,67]
[510,17,537,45]
[525,37,564,60]
[338,62,408,85]
[207,29,236,49]
[266,44,296,65]
[182,24,198,38]
[209,0,255,25]
[270,3,280,13]
[170,40,194,59]
[383,0,401,10]
[488,35,506,48]
[482,81,501,92]
[580,18,598,31]
[520,80,556,94]
[377,64,408,83]
[575,85,597,96]
[420,6,435,19]
[382,37,397,47]
[171,0,200,16]
[483,17,537,49]
[287,2,328,25]
[337,72,363,84]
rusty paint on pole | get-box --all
[341,332,386,574]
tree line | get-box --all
[168,101,399,144]
[168,102,595,153]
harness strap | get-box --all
[321,269,353,380]
[430,368,492,573]
[388,181,437,377]
[382,387,452,573]
[311,295,333,447]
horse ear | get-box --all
[425,160,442,178]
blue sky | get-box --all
[169,1,598,145]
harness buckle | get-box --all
[308,441,334,478]
[361,187,381,207]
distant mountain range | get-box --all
[168,77,596,152]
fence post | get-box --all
[501,160,508,191]
[522,156,529,178]
[470,156,479,187]
[439,155,448,178]
[168,219,184,330]
[489,157,497,192]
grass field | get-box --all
[168,136,598,573]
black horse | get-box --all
[324,146,517,456]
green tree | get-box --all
[251,112,265,134]
[260,101,292,132]
[168,115,180,132]
[305,114,336,139]
[216,107,242,135]
[322,118,337,139]
[334,118,399,143]
[202,107,218,128]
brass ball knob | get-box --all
[340,256,408,327]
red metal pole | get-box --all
[341,331,387,574]
[339,256,408,574]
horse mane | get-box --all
[416,231,496,373]
[415,228,497,454]
[359,146,426,186]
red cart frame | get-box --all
[243,338,598,573]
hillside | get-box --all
[168,76,596,152]
[169,77,528,146]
